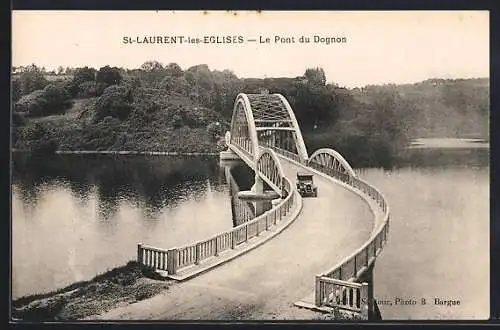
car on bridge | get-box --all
[296,173,318,197]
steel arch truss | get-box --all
[308,148,357,179]
[229,94,260,160]
[256,148,286,195]
[229,93,308,162]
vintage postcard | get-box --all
[11,10,490,321]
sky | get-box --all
[12,10,489,88]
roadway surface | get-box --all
[89,157,374,320]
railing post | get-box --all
[245,225,249,242]
[315,275,322,306]
[137,243,143,264]
[167,248,178,275]
[215,236,220,256]
[354,255,357,276]
[265,213,269,230]
[195,243,201,265]
[231,231,236,249]
[256,220,259,236]
[360,282,369,320]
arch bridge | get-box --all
[225,93,390,319]
[138,93,391,320]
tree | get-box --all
[73,66,96,85]
[18,65,48,95]
[94,85,132,122]
[96,66,123,87]
[12,78,21,102]
[15,84,73,117]
[57,66,65,75]
[304,67,326,88]
[172,114,183,128]
[140,60,164,72]
[164,63,183,77]
[206,121,222,140]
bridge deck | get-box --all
[90,157,374,320]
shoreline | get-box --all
[11,149,221,156]
[12,261,173,321]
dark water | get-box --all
[366,142,490,319]
[11,154,252,299]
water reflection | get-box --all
[11,154,241,298]
[223,161,272,227]
[12,153,275,298]
[12,153,225,219]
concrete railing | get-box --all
[267,146,390,317]
[309,162,390,315]
[265,145,308,165]
[137,177,298,275]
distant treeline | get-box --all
[11,62,489,167]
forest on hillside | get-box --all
[11,62,489,167]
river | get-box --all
[11,138,489,319]
[369,138,489,319]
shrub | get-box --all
[12,112,26,127]
[18,69,48,95]
[78,81,99,98]
[12,78,22,102]
[94,85,132,122]
[96,66,123,87]
[14,90,47,115]
[42,84,73,113]
[172,114,183,128]
[206,121,222,140]
[18,122,59,153]
[73,67,96,85]
[14,83,73,118]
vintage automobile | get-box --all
[296,173,318,197]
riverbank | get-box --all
[12,261,173,321]
[12,149,220,156]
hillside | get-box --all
[350,78,489,140]
[11,63,489,166]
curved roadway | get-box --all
[90,157,374,320]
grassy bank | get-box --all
[12,261,173,321]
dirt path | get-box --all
[88,158,374,320]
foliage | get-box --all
[172,114,183,128]
[17,65,49,95]
[14,84,73,118]
[206,121,222,140]
[304,67,326,88]
[140,60,164,72]
[16,122,59,153]
[73,67,96,85]
[77,81,99,98]
[164,62,183,77]
[12,112,26,127]
[12,61,488,165]
[93,85,132,122]
[96,66,123,88]
[12,78,22,102]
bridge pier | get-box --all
[251,173,264,194]
[358,263,381,320]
